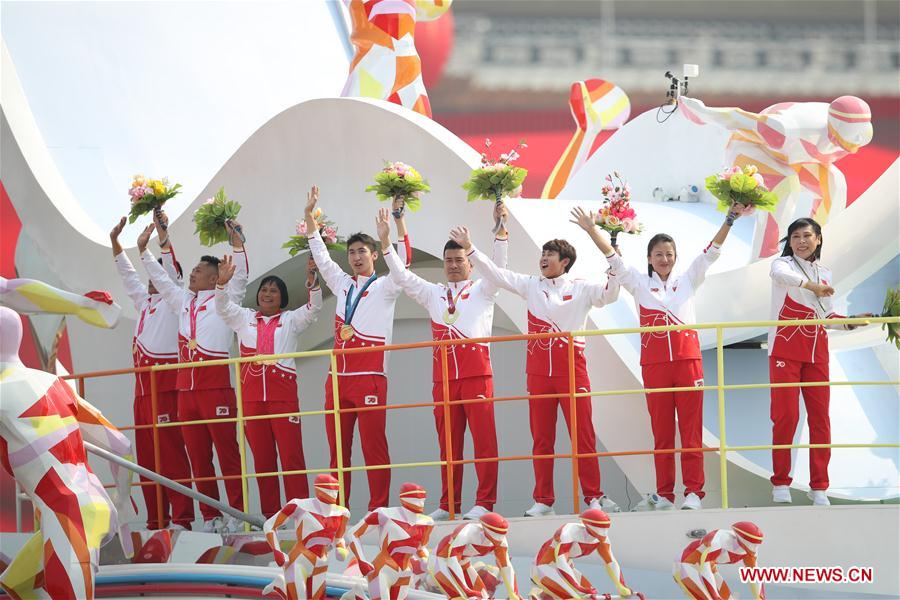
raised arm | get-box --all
[222,220,249,304]
[571,207,621,307]
[214,255,251,331]
[682,205,742,289]
[678,97,784,145]
[112,218,151,308]
[770,258,835,298]
[377,208,435,307]
[450,226,530,298]
[287,258,324,331]
[304,185,349,292]
[151,209,183,284]
[392,197,412,267]
[139,232,186,312]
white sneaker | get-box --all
[523,502,555,517]
[429,508,452,521]
[202,517,223,533]
[808,490,831,506]
[463,505,491,520]
[588,495,621,513]
[772,485,792,504]
[681,493,702,510]
[632,493,675,512]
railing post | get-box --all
[233,362,250,531]
[149,368,164,528]
[329,353,346,507]
[77,376,85,398]
[716,326,729,509]
[567,334,580,515]
[440,345,455,520]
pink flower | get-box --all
[625,208,636,219]
[606,215,621,227]
[204,198,215,205]
[621,218,634,233]
[323,226,338,242]
[601,185,612,195]
[752,173,765,187]
[296,221,308,236]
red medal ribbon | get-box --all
[445,281,473,315]
[188,295,214,345]
[255,313,282,356]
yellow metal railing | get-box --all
[63,316,899,523]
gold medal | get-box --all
[443,309,459,325]
[339,324,354,341]
[188,339,198,350]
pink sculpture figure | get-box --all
[678,96,873,258]
[263,475,351,600]
[341,0,453,118]
[429,512,521,599]
[530,509,640,600]
[342,482,434,600]
[0,305,134,599]
[0,275,121,329]
[673,521,765,600]
[542,79,631,199]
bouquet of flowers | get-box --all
[463,138,528,203]
[192,187,242,247]
[595,172,644,247]
[127,174,181,224]
[705,164,779,214]
[882,287,900,349]
[365,161,430,213]
[282,209,345,256]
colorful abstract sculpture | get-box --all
[342,482,434,600]
[530,509,640,599]
[429,512,521,599]
[679,95,873,258]
[542,79,631,199]
[0,305,134,599]
[263,475,351,600]
[0,276,121,329]
[673,521,765,600]
[341,0,453,118]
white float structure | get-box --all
[2,7,898,597]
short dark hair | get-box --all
[257,276,288,309]
[200,255,220,269]
[780,218,823,261]
[346,233,377,254]
[542,239,576,272]
[443,239,464,255]
[646,234,676,277]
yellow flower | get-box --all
[312,208,323,220]
[151,181,165,195]
[132,175,145,187]
[745,165,758,176]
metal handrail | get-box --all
[57,315,898,526]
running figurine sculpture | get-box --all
[342,482,434,600]
[263,475,351,600]
[673,521,765,600]
[530,509,641,599]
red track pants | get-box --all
[527,374,602,506]
[177,388,245,521]
[244,400,309,518]
[769,356,831,490]
[325,374,391,510]
[642,359,705,502]
[134,391,194,528]
[432,376,499,512]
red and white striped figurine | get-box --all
[673,522,765,600]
